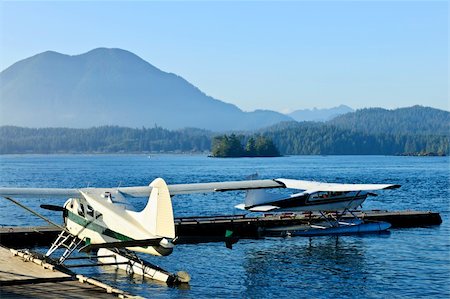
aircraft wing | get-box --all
[0,178,399,198]
[0,188,81,198]
[168,179,284,194]
[275,179,400,192]
[0,180,283,199]
[118,179,284,197]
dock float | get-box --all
[0,210,442,248]
[0,245,142,298]
[175,209,442,243]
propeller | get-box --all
[40,204,65,211]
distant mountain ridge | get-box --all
[288,105,354,122]
[0,48,292,131]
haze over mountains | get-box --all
[0,48,296,131]
[288,105,354,122]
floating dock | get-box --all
[0,210,442,248]
[0,245,142,298]
[175,210,442,243]
[0,210,442,297]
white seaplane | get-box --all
[235,178,400,236]
[0,177,399,283]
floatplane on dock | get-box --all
[235,178,400,236]
[0,177,399,284]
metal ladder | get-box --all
[46,230,84,264]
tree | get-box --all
[254,136,280,157]
[245,137,256,156]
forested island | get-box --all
[211,134,280,157]
[1,106,448,156]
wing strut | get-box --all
[2,196,66,232]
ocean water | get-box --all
[0,155,449,298]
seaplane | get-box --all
[1,178,191,285]
[235,178,401,236]
[0,176,399,284]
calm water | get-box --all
[0,155,449,298]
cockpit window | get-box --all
[78,203,85,217]
[86,205,94,217]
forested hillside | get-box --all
[0,126,212,154]
[260,122,448,155]
[329,106,449,135]
[1,122,448,155]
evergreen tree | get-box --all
[246,137,256,156]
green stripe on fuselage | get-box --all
[67,210,134,242]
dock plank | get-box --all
[1,281,119,298]
[0,246,70,284]
[0,246,141,298]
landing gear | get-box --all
[44,231,189,284]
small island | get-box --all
[211,134,281,157]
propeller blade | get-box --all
[40,204,65,211]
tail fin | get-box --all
[245,189,282,208]
[138,178,175,239]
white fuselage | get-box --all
[63,189,173,256]
[244,190,368,212]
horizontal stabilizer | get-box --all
[248,205,280,212]
[79,238,163,252]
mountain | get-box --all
[0,48,292,131]
[328,106,450,136]
[288,105,354,122]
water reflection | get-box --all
[242,236,389,298]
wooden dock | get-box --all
[0,246,142,298]
[0,210,442,247]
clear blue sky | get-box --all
[0,0,448,112]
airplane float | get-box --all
[0,177,400,284]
